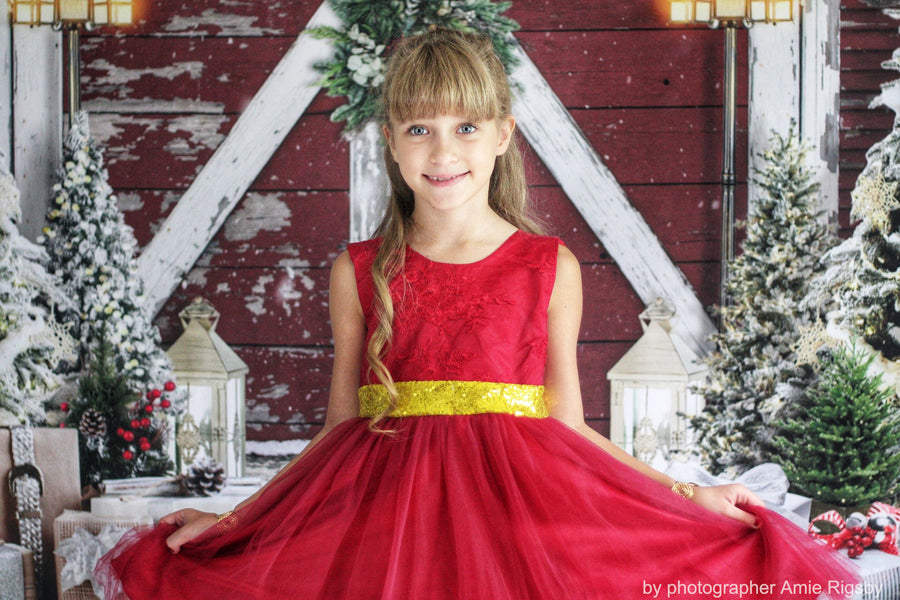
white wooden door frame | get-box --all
[748,0,840,221]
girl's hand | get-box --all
[689,483,765,528]
[160,508,218,553]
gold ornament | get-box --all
[851,171,900,234]
[792,323,833,369]
[176,413,202,467]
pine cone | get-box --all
[183,456,226,496]
[78,408,107,439]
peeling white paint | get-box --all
[245,274,274,316]
[246,439,310,457]
[184,268,210,289]
[85,59,204,87]
[117,191,144,212]
[224,192,291,241]
[162,9,284,37]
[84,98,226,114]
[165,115,228,155]
[257,383,290,399]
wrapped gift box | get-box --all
[848,550,900,600]
[53,510,153,600]
[0,541,36,600]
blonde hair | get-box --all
[366,28,544,431]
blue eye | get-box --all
[408,125,428,136]
[458,124,477,134]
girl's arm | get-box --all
[544,245,762,528]
[162,250,366,552]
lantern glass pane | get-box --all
[59,0,89,21]
[92,0,108,24]
[695,1,711,22]
[40,1,54,22]
[749,0,766,20]
[187,382,214,452]
[714,0,747,18]
[110,1,131,24]
[670,1,692,23]
[772,0,791,21]
[12,0,55,24]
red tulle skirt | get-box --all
[94,414,857,600]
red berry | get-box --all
[164,381,176,392]
[131,419,140,429]
[151,389,161,399]
[116,428,125,437]
[60,402,70,412]
[139,436,148,443]
[146,391,154,400]
[59,423,66,428]
[123,450,134,460]
[139,442,151,452]
[141,417,151,428]
[123,431,134,442]
[161,399,171,409]
[144,404,153,413]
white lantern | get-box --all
[167,298,249,478]
[607,299,707,470]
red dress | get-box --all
[95,230,857,599]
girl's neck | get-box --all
[408,207,517,264]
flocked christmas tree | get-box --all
[40,111,175,393]
[775,342,900,507]
[690,127,837,476]
[803,47,900,367]
[0,167,74,424]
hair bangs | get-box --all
[385,37,502,125]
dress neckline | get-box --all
[406,230,522,266]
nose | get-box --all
[429,133,458,165]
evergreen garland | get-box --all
[690,126,837,476]
[775,343,900,506]
[311,0,520,130]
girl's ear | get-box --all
[496,116,516,156]
[383,125,399,162]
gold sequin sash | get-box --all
[358,381,547,418]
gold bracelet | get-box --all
[216,510,234,522]
[671,481,697,500]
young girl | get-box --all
[96,28,857,599]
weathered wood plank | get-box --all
[119,189,348,268]
[103,0,322,37]
[12,25,62,241]
[154,266,333,347]
[842,30,900,51]
[535,183,740,264]
[507,3,670,30]
[80,36,342,115]
[93,112,348,190]
[516,29,749,109]
[510,40,717,355]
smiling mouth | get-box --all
[424,172,468,183]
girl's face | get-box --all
[384,113,514,216]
